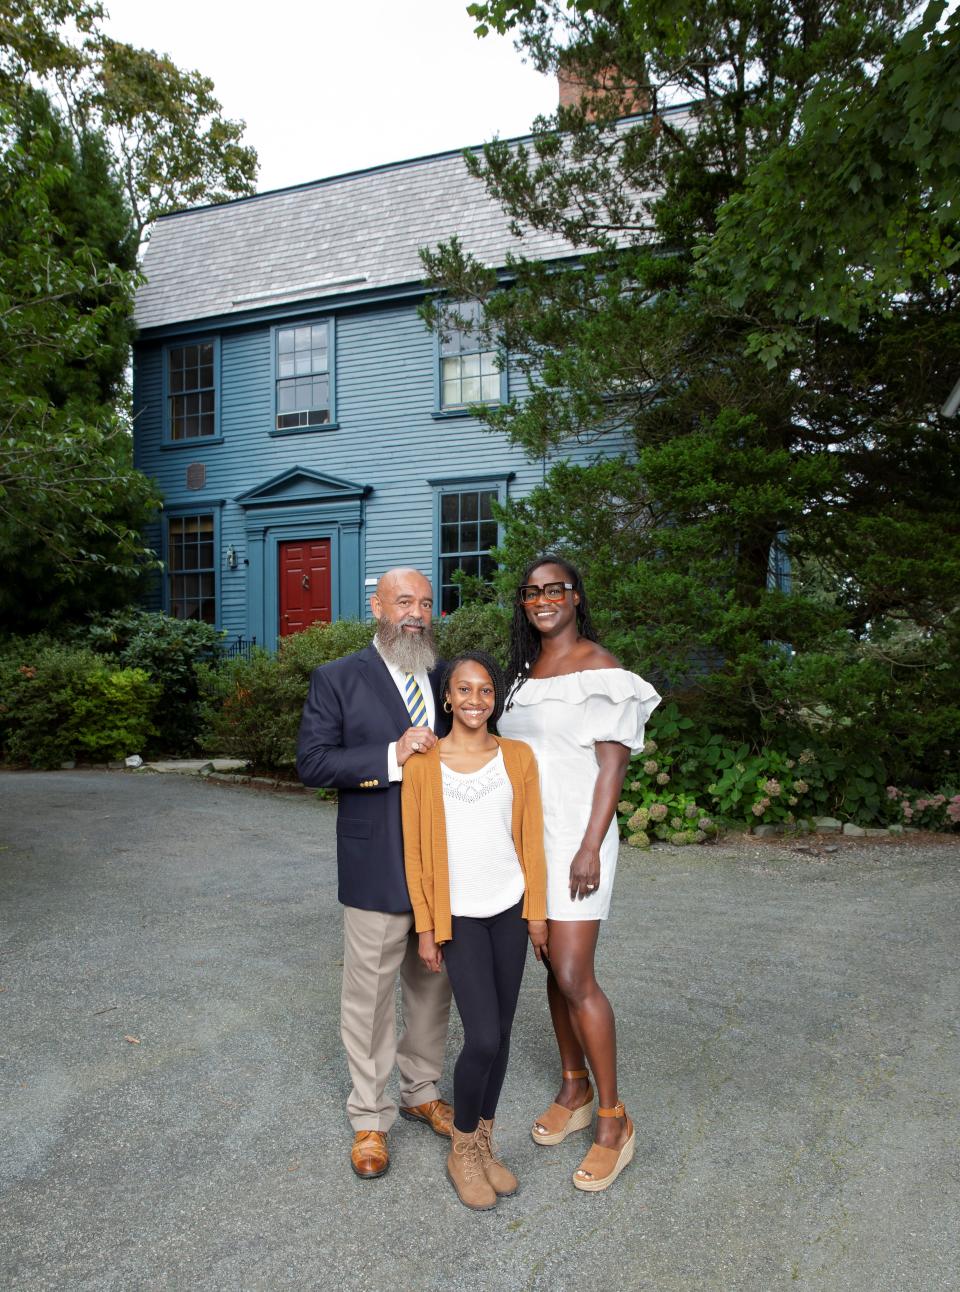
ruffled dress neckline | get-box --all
[508,667,655,707]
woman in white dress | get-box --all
[499,555,660,1191]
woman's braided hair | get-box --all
[439,650,507,735]
[505,554,600,705]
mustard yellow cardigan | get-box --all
[401,736,548,945]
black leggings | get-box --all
[442,899,529,1134]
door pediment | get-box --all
[236,467,370,509]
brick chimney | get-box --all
[558,64,648,121]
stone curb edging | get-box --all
[64,758,325,796]
[200,770,317,795]
[751,817,911,839]
[137,760,316,795]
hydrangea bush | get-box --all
[616,715,822,846]
[885,786,960,831]
[616,771,718,849]
[703,745,819,828]
[615,702,958,844]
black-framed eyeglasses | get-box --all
[517,581,574,604]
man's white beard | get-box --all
[376,617,437,674]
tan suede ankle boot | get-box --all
[476,1118,518,1196]
[447,1126,498,1211]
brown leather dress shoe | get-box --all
[398,1098,453,1138]
[351,1130,389,1179]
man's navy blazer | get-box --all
[296,643,449,913]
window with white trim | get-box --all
[276,322,331,430]
[439,301,501,409]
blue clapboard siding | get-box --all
[133,295,632,648]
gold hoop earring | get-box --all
[443,699,452,713]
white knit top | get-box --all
[440,750,525,918]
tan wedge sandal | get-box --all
[572,1100,635,1192]
[531,1068,595,1145]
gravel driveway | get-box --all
[1,769,957,1292]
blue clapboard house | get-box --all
[132,138,622,650]
[132,124,789,650]
[131,106,784,651]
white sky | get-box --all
[102,0,558,194]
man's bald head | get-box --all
[374,567,430,604]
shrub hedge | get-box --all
[0,610,221,766]
[617,701,959,841]
[0,644,158,768]
[78,609,224,754]
[3,600,956,831]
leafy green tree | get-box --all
[0,0,97,89]
[421,0,960,764]
[81,36,258,243]
[1,0,258,241]
[703,0,960,332]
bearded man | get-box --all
[296,568,453,1178]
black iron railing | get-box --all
[223,635,258,661]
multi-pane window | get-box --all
[168,343,216,439]
[438,488,498,615]
[439,301,501,409]
[168,514,215,624]
[276,323,330,430]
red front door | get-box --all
[279,539,331,636]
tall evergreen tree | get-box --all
[421,0,960,770]
[0,1,259,632]
[0,88,158,631]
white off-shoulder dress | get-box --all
[499,669,661,920]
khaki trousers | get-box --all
[341,905,452,1132]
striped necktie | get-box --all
[404,673,428,726]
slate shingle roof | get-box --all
[134,142,582,331]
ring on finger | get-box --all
[411,741,421,752]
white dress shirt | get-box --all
[373,637,436,782]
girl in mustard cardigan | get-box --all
[402,650,548,1211]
